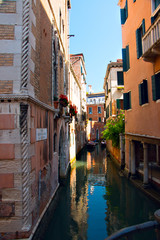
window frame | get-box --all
[98,106,101,114]
[89,107,92,114]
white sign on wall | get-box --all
[36,128,47,141]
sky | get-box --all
[69,0,122,93]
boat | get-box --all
[101,140,106,147]
[86,141,96,151]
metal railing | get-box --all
[142,15,160,55]
[105,209,160,240]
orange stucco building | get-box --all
[119,0,160,187]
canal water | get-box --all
[43,145,160,240]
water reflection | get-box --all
[43,145,159,240]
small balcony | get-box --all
[142,15,160,62]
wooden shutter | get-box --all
[125,0,128,19]
[128,91,131,109]
[126,45,130,70]
[143,80,148,104]
[139,83,142,105]
[117,71,124,85]
[120,8,126,25]
[122,48,127,72]
[123,93,129,110]
[142,19,145,36]
[136,28,142,59]
[152,75,156,101]
[116,99,120,109]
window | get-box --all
[116,99,124,110]
[89,107,92,114]
[152,72,160,101]
[89,118,92,121]
[98,106,101,113]
[139,80,148,105]
[122,45,130,72]
[151,0,160,23]
[117,71,124,85]
[133,0,136,2]
[106,105,109,119]
[120,0,128,25]
[123,91,131,110]
[136,19,145,59]
[98,117,101,122]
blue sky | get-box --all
[69,0,122,93]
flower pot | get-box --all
[54,101,59,109]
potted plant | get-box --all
[69,104,78,117]
[53,96,59,109]
[59,94,69,107]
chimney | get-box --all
[88,85,93,94]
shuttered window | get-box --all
[123,91,131,110]
[116,99,124,110]
[152,72,160,101]
[136,19,145,59]
[120,0,128,25]
[122,45,130,72]
[106,105,109,119]
[117,71,124,85]
[138,80,148,105]
[133,0,136,2]
[110,101,112,116]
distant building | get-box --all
[103,60,124,120]
[86,90,105,141]
[70,54,87,154]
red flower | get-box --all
[59,94,69,107]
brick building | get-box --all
[119,0,160,187]
[0,0,71,238]
[86,90,105,141]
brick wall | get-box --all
[0,81,13,94]
[0,54,13,66]
[0,1,16,13]
[0,25,14,40]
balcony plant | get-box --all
[59,94,69,107]
[53,96,59,109]
[69,104,77,117]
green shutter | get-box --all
[110,101,112,116]
[128,91,131,109]
[117,71,124,85]
[143,80,148,104]
[142,19,145,35]
[116,99,120,109]
[126,45,130,70]
[123,93,128,110]
[120,8,126,25]
[136,29,142,59]
[152,75,156,101]
[125,0,128,19]
[122,48,127,72]
[155,0,160,9]
[139,83,142,105]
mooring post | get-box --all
[154,209,160,240]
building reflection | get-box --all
[69,145,107,239]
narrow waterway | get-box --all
[42,145,159,240]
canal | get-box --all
[42,145,160,240]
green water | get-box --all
[43,145,160,240]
